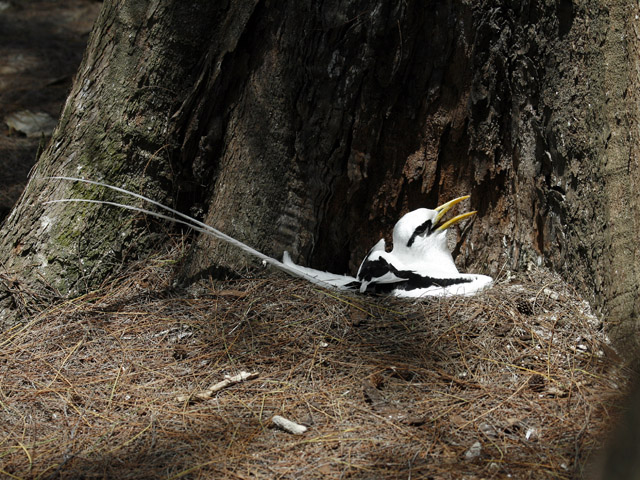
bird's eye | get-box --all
[406,220,433,247]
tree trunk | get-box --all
[0,0,261,303]
[1,0,639,358]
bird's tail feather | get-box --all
[44,176,348,290]
[282,252,359,290]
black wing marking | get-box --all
[358,256,472,294]
[356,239,385,278]
[357,257,399,283]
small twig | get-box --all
[176,371,258,403]
[272,415,308,435]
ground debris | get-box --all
[4,109,57,137]
[464,441,482,460]
[0,253,630,479]
[271,415,308,435]
[176,371,259,403]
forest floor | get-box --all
[0,248,629,479]
[0,1,632,479]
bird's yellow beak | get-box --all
[434,195,476,231]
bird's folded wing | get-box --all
[391,274,493,297]
[357,255,408,285]
[357,251,494,296]
[356,239,396,282]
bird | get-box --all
[353,197,493,297]
[283,196,493,297]
[46,177,492,297]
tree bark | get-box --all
[1,0,639,360]
[0,0,260,302]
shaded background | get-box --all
[0,0,101,219]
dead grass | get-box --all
[0,253,629,479]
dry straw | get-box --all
[0,249,630,479]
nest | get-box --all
[0,251,629,479]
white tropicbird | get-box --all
[284,196,493,297]
[46,177,491,297]
[355,197,493,296]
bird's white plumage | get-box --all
[287,204,493,297]
[390,208,460,276]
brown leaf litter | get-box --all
[0,252,631,479]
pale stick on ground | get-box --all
[176,371,259,403]
[271,415,308,435]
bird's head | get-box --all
[392,196,476,255]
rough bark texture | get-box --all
[1,0,640,361]
[177,0,640,358]
[601,2,640,359]
[0,1,243,301]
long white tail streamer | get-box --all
[282,251,358,288]
[44,176,356,291]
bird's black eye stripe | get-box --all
[406,220,433,247]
